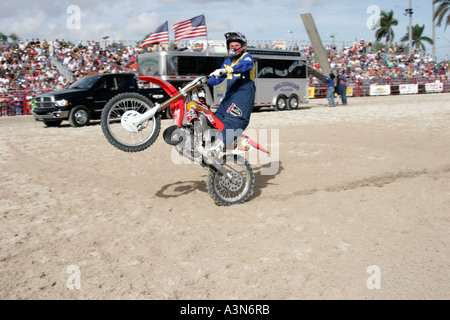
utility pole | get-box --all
[288,30,294,46]
[103,36,109,50]
[409,0,413,51]
[329,33,338,47]
[432,1,436,62]
[405,0,413,53]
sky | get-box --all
[1,0,449,61]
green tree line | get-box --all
[374,0,449,54]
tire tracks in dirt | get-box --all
[290,165,450,197]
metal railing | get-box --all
[1,77,449,117]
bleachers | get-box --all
[1,38,449,115]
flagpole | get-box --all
[168,20,172,48]
[203,13,210,50]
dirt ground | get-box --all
[0,93,449,300]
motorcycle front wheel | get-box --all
[101,92,161,153]
[206,154,255,206]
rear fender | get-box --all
[239,134,270,154]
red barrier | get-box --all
[0,90,51,117]
[0,78,449,116]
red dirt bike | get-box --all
[100,75,269,206]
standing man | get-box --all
[205,31,256,157]
[323,72,336,107]
[337,70,348,106]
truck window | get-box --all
[69,75,102,89]
[171,56,225,76]
[117,76,137,90]
[257,59,307,79]
[98,77,118,91]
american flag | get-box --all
[139,21,169,48]
[173,14,207,43]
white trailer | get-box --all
[137,47,309,116]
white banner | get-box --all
[189,40,208,51]
[370,85,391,96]
[205,40,226,48]
[425,82,443,93]
[399,84,418,94]
[272,40,286,50]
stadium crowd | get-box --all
[0,39,64,92]
[51,39,139,81]
[0,38,449,116]
[0,38,140,93]
[311,40,448,83]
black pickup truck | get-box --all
[32,73,169,127]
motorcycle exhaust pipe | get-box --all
[163,125,184,146]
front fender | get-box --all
[138,76,184,123]
[138,76,179,97]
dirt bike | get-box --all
[100,75,270,206]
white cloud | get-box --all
[207,20,232,34]
[0,0,446,59]
[9,11,48,38]
[124,12,162,38]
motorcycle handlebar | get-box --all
[158,76,208,111]
[181,75,211,92]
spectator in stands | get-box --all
[53,39,61,51]
[0,37,449,113]
[0,95,9,116]
[13,97,22,115]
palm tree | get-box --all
[8,33,20,42]
[434,0,450,30]
[0,32,7,42]
[401,24,433,53]
[375,10,399,53]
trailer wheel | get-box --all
[275,95,287,111]
[288,94,299,110]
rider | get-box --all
[203,31,256,159]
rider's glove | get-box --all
[209,68,226,78]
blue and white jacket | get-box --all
[207,52,255,88]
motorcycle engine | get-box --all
[164,114,220,163]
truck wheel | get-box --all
[275,95,287,111]
[43,120,62,127]
[69,106,91,127]
[288,94,299,110]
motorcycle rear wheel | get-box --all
[206,154,254,206]
[101,92,161,153]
